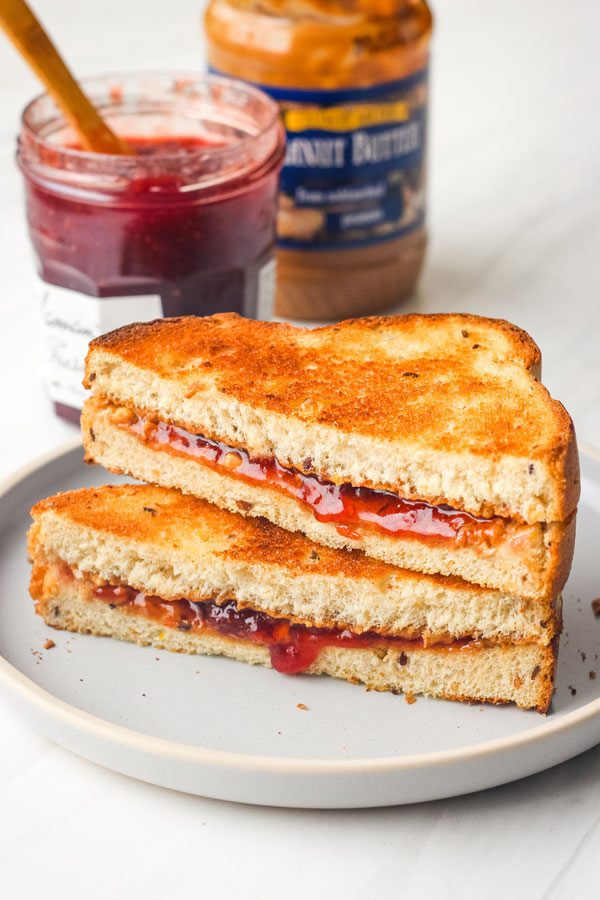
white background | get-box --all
[1,1,600,896]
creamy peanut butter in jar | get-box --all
[206,0,433,320]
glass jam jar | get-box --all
[18,72,285,422]
[206,0,433,320]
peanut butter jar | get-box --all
[206,0,433,320]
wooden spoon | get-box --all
[0,0,133,154]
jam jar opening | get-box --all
[17,72,285,424]
[18,72,284,197]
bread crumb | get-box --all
[297,703,308,710]
[43,639,55,650]
[589,671,597,680]
[592,598,600,616]
[405,693,417,705]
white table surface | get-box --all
[1,0,599,896]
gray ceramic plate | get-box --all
[1,440,600,808]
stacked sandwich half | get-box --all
[29,313,580,712]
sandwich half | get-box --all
[29,484,561,712]
[82,313,579,600]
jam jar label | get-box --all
[212,68,428,251]
[36,277,163,409]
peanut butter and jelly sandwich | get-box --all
[81,312,579,601]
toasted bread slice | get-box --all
[33,569,558,714]
[83,313,579,523]
[29,485,559,713]
[29,484,560,645]
[81,397,576,600]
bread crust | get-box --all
[88,312,543,372]
[545,511,577,607]
[84,313,580,522]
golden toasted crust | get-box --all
[547,512,577,607]
[84,313,580,521]
[88,312,543,376]
[30,484,396,582]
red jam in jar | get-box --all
[17,73,285,422]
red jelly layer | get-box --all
[125,414,506,547]
[93,584,477,674]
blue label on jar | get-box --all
[211,68,428,251]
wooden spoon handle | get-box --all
[0,0,133,154]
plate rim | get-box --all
[1,438,600,776]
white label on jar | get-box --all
[36,277,163,408]
[256,258,277,321]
